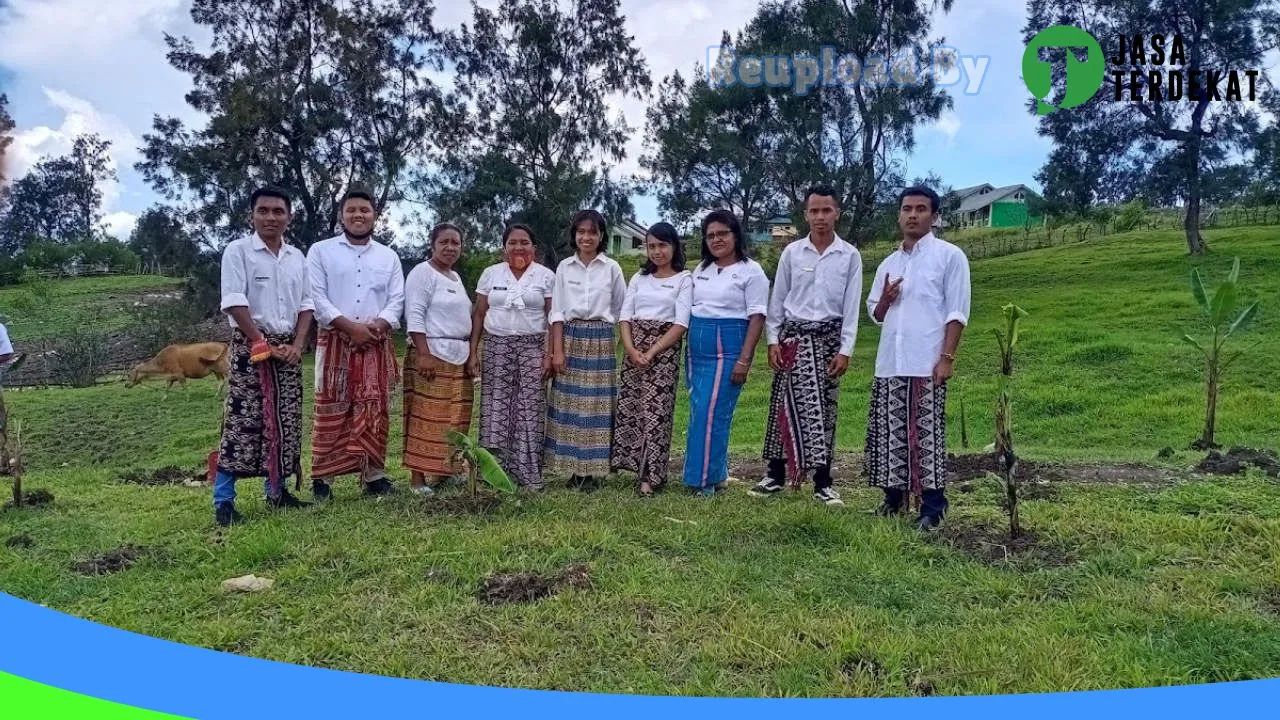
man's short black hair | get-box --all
[898,185,940,214]
[250,186,292,213]
[340,188,377,211]
[804,184,840,206]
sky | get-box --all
[0,0,1051,242]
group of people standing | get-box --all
[214,182,970,533]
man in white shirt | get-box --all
[214,186,316,527]
[306,189,406,500]
[864,185,971,531]
[0,321,13,473]
[751,186,863,506]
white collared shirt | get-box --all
[620,270,693,327]
[866,233,971,378]
[476,262,555,336]
[0,323,11,356]
[691,259,770,320]
[548,253,627,325]
[219,234,315,335]
[305,235,406,330]
[766,234,864,356]
[405,261,472,365]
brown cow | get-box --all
[126,342,230,393]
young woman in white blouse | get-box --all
[610,222,693,497]
[681,210,769,496]
[544,209,628,492]
[466,223,556,491]
[402,223,474,495]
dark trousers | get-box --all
[767,459,833,490]
[883,486,948,520]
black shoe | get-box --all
[874,502,903,517]
[567,475,584,489]
[267,489,311,509]
[749,476,786,497]
[311,479,331,501]
[215,502,243,527]
[578,475,600,493]
[916,514,942,532]
[363,477,396,497]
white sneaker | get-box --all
[412,485,436,496]
[814,487,844,506]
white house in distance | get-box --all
[607,218,649,256]
[948,183,1044,228]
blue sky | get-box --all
[0,0,1050,240]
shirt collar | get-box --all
[800,234,847,256]
[251,234,291,255]
[900,232,936,255]
[570,253,605,268]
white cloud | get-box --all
[933,111,962,142]
[0,0,183,70]
[103,211,138,241]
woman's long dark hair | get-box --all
[698,209,748,270]
[640,222,686,275]
[568,209,608,253]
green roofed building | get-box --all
[947,183,1044,229]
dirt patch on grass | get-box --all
[72,545,143,575]
[422,494,503,515]
[1260,590,1280,617]
[118,466,204,486]
[3,489,55,509]
[930,524,1075,568]
[840,653,885,681]
[6,533,34,549]
[1196,448,1280,478]
[477,563,591,605]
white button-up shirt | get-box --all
[766,234,863,356]
[0,323,11,356]
[620,270,693,327]
[219,234,315,335]
[404,262,472,366]
[866,233,971,378]
[691,259,770,319]
[306,235,406,330]
[547,253,627,325]
[476,262,556,336]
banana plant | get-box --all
[992,303,1028,539]
[1183,258,1260,450]
[445,430,517,499]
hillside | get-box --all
[1,226,1278,697]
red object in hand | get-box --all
[249,339,273,364]
[206,450,219,483]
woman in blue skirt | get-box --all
[682,210,769,495]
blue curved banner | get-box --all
[0,592,1275,718]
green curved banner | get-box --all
[0,672,191,719]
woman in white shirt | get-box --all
[466,223,556,491]
[682,210,769,496]
[402,223,474,495]
[610,222,692,497]
[544,209,627,492]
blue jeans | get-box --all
[213,470,274,506]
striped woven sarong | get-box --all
[402,347,473,476]
[864,376,948,501]
[217,330,304,494]
[479,333,547,489]
[310,329,399,479]
[543,320,616,477]
[682,316,748,489]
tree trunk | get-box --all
[1183,120,1207,255]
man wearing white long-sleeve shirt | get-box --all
[864,185,971,531]
[214,186,315,526]
[751,186,863,506]
[306,189,406,500]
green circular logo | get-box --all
[1022,25,1105,115]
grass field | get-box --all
[1,227,1279,697]
[0,274,184,342]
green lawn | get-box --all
[0,274,184,342]
[1,227,1279,697]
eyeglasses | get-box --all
[706,230,734,241]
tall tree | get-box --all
[1024,0,1279,254]
[0,134,115,251]
[0,94,14,187]
[137,0,445,251]
[421,0,650,262]
[128,206,203,274]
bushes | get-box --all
[47,326,110,388]
[0,240,140,286]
